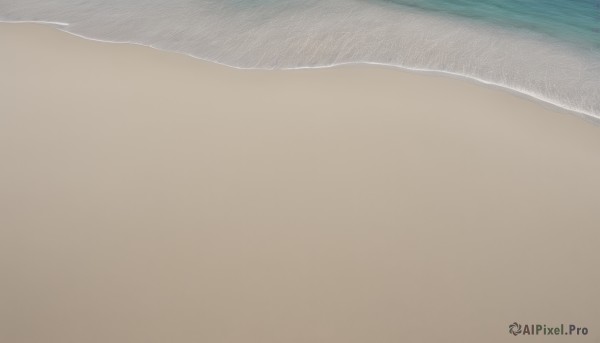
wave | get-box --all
[2,0,599,119]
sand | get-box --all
[1,23,599,343]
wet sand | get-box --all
[1,23,599,343]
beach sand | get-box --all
[1,23,600,343]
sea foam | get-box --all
[2,0,599,118]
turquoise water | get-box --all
[390,0,600,50]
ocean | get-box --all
[2,0,599,118]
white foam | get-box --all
[2,0,599,119]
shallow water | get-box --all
[2,0,599,118]
[390,0,600,50]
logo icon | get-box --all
[509,322,523,336]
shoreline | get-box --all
[1,20,598,122]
